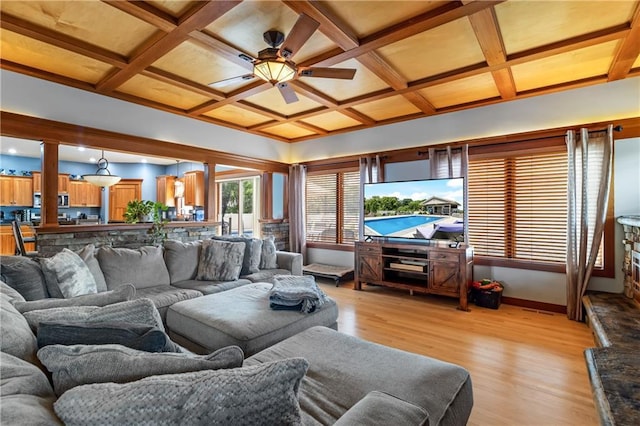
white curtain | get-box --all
[428,145,469,242]
[566,125,613,321]
[288,164,307,261]
[359,155,383,240]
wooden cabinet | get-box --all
[108,179,142,222]
[0,224,36,255]
[32,172,70,193]
[68,180,101,207]
[183,170,204,207]
[355,240,473,310]
[0,176,33,206]
[156,175,176,207]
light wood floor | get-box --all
[319,279,598,426]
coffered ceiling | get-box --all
[1,1,639,143]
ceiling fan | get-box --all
[208,14,357,104]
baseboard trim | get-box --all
[502,296,567,314]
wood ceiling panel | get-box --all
[244,88,322,116]
[261,123,317,139]
[300,58,389,101]
[634,55,640,69]
[352,95,421,121]
[376,17,486,82]
[152,40,250,89]
[203,1,335,63]
[496,1,637,55]
[300,111,362,132]
[116,74,212,110]
[0,0,159,56]
[146,0,197,18]
[320,1,445,39]
[203,105,272,127]
[0,29,113,84]
[419,73,500,108]
[511,41,619,92]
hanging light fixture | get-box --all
[252,31,296,85]
[82,150,121,188]
[174,160,185,198]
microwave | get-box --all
[33,193,69,208]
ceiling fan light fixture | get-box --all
[254,60,296,85]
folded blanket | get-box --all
[269,275,328,313]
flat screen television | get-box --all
[363,177,465,242]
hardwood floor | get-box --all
[319,279,598,426]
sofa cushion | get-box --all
[260,235,278,269]
[40,249,98,298]
[0,293,38,365]
[0,256,48,300]
[23,299,165,333]
[171,278,251,295]
[53,358,309,425]
[333,391,429,426]
[37,321,178,353]
[211,236,262,275]
[98,246,170,290]
[0,353,60,425]
[243,268,292,283]
[13,284,135,313]
[76,244,108,292]
[196,239,245,281]
[38,344,244,396]
[133,286,202,311]
[163,239,202,283]
[0,280,25,303]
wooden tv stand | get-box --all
[354,240,474,311]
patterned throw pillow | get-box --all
[40,249,97,298]
[260,235,278,270]
[196,239,245,281]
[211,236,263,275]
[54,358,309,425]
[38,344,244,396]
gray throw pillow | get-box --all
[23,298,165,333]
[40,249,97,298]
[211,236,262,275]
[38,344,244,396]
[163,239,202,283]
[0,256,48,300]
[36,321,177,353]
[14,284,135,313]
[0,294,38,365]
[75,244,108,292]
[196,239,245,281]
[260,235,278,269]
[54,358,309,425]
[97,246,170,290]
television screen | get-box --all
[363,177,464,242]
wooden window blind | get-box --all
[305,170,360,244]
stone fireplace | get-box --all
[619,216,640,303]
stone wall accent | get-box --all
[260,220,289,251]
[619,216,640,303]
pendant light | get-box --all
[174,160,185,198]
[82,150,121,187]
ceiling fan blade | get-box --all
[279,14,319,60]
[208,73,256,87]
[277,82,299,104]
[299,67,357,80]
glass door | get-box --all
[218,176,260,237]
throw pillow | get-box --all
[260,235,278,269]
[23,298,165,333]
[40,249,97,298]
[75,244,108,292]
[14,284,135,314]
[54,358,309,425]
[196,239,245,281]
[97,245,170,290]
[0,294,38,366]
[0,256,48,300]
[211,236,262,275]
[163,239,202,283]
[36,321,178,353]
[38,344,244,396]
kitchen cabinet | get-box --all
[156,175,176,207]
[69,180,102,207]
[0,176,33,207]
[108,179,142,221]
[184,170,204,207]
[0,224,36,255]
[32,172,70,193]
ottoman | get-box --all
[166,282,339,357]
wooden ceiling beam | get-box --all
[189,30,256,71]
[143,67,225,100]
[608,2,640,81]
[289,80,338,107]
[187,80,270,115]
[293,121,328,135]
[101,0,178,32]
[236,101,288,121]
[340,108,376,126]
[0,13,128,68]
[96,1,242,92]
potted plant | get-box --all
[124,199,154,223]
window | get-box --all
[218,176,260,237]
[468,146,606,271]
[306,170,360,245]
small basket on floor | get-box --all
[470,280,504,309]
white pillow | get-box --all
[40,249,97,298]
